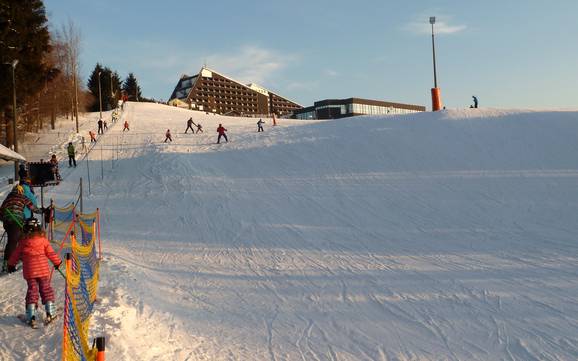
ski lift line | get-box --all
[45,106,126,183]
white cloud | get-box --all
[323,69,338,77]
[404,16,466,35]
[286,80,319,91]
[205,45,298,86]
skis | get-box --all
[17,313,58,328]
[17,314,38,329]
[44,314,58,326]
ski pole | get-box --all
[55,266,66,279]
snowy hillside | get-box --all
[2,102,578,360]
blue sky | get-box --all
[44,0,578,109]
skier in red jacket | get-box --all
[7,218,62,327]
[217,124,228,144]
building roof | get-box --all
[0,144,25,162]
[200,67,302,107]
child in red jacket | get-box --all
[7,218,62,327]
[217,124,228,144]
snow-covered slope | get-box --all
[2,103,578,360]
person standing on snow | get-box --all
[97,119,104,134]
[67,142,77,167]
[7,218,62,328]
[103,120,108,131]
[217,124,228,144]
[472,96,478,108]
[50,155,61,181]
[0,185,40,272]
[164,129,173,143]
[196,123,203,133]
[89,130,97,143]
[19,178,38,221]
[185,117,196,134]
[257,119,264,132]
[123,120,130,131]
[18,163,28,180]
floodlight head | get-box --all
[12,59,18,68]
[429,16,436,25]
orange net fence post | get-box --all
[431,87,443,111]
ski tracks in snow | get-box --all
[29,104,578,360]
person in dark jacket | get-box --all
[185,117,196,134]
[97,119,103,134]
[257,119,264,132]
[18,163,28,181]
[0,185,40,272]
[67,142,76,167]
[164,129,173,143]
[196,123,203,133]
[217,124,228,144]
[472,96,478,108]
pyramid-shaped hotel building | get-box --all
[168,67,302,117]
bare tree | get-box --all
[55,19,82,133]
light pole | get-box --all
[110,72,115,109]
[98,71,103,119]
[429,16,443,111]
[4,60,20,180]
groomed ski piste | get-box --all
[1,102,578,360]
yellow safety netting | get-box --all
[53,203,101,361]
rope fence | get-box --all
[51,198,105,360]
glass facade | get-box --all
[295,110,316,120]
[351,103,418,115]
[317,104,346,114]
[293,98,424,120]
[173,75,198,100]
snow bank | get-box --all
[2,103,578,360]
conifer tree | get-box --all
[0,0,52,112]
[122,73,142,101]
[87,63,105,112]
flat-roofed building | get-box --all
[293,98,425,120]
[168,67,302,116]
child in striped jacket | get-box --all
[7,218,62,327]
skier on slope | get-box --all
[89,130,97,143]
[7,218,62,328]
[164,129,173,143]
[123,120,130,131]
[50,155,61,181]
[0,185,41,272]
[217,124,228,144]
[196,123,203,133]
[97,119,104,134]
[19,178,38,221]
[472,96,478,109]
[185,117,196,134]
[257,119,264,132]
[67,142,77,167]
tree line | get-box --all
[0,0,148,149]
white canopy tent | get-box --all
[0,143,25,162]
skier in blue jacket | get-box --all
[20,179,38,220]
